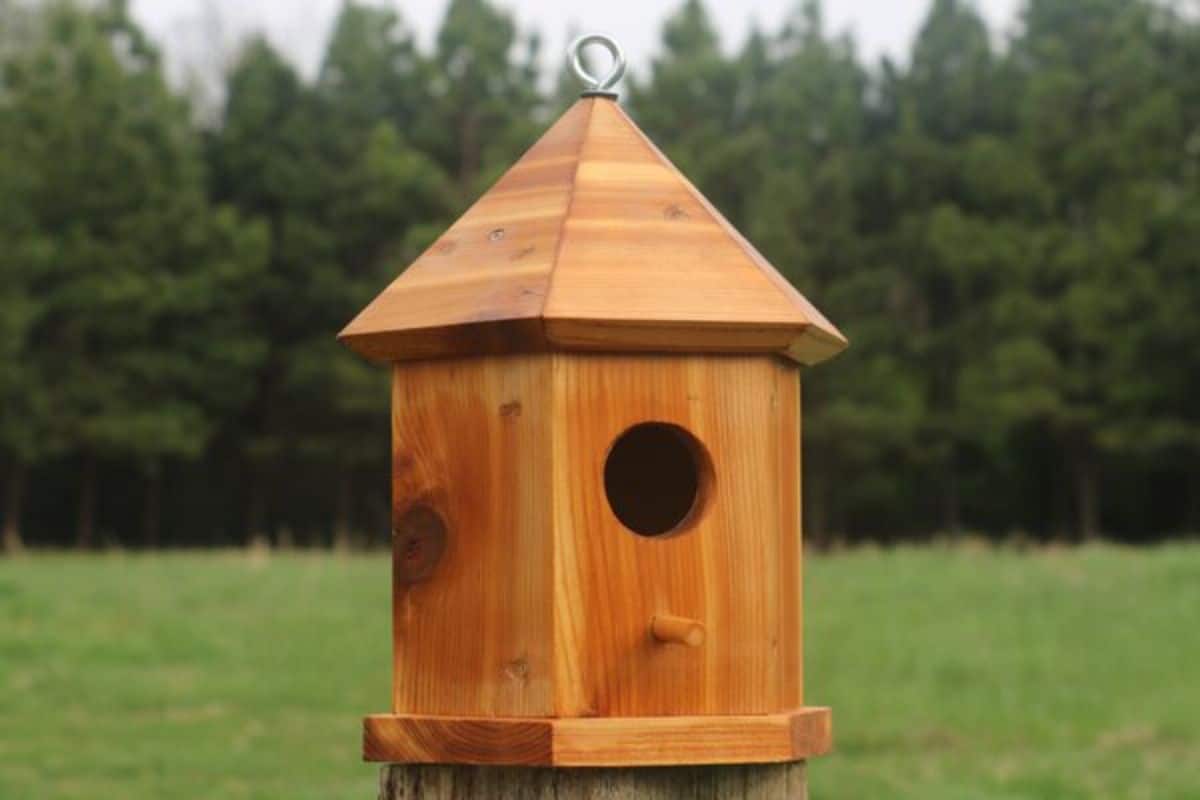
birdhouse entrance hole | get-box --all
[603,422,711,537]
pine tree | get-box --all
[0,10,54,551]
[421,0,542,195]
[210,38,334,544]
[749,2,889,540]
[999,0,1185,538]
[875,0,1015,535]
[4,0,266,547]
[317,0,430,135]
[213,21,452,547]
[630,0,764,223]
[310,5,453,547]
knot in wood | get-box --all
[395,505,447,585]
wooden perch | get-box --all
[651,614,706,647]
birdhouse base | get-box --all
[363,707,832,767]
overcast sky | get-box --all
[130,0,1023,86]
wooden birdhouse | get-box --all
[340,35,846,770]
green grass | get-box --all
[1,545,1198,799]
[808,544,1200,799]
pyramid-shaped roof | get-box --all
[339,97,847,365]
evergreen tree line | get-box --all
[1,0,1198,551]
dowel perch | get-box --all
[651,614,706,647]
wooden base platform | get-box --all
[363,707,831,767]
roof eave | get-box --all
[340,313,847,365]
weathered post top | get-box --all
[340,33,846,789]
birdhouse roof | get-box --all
[339,97,847,365]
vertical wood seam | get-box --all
[795,371,804,705]
[538,99,595,339]
[390,364,401,714]
[550,352,584,716]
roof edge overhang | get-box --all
[338,314,847,366]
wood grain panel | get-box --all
[364,708,831,766]
[364,714,553,765]
[539,98,846,363]
[545,101,809,327]
[779,370,804,709]
[552,708,831,766]
[551,353,803,717]
[391,355,554,717]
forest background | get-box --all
[2,0,1199,551]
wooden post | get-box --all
[379,762,807,799]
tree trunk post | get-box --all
[806,466,828,550]
[378,762,808,799]
[245,461,268,548]
[1072,444,1099,542]
[3,463,26,554]
[333,467,352,552]
[77,451,97,549]
[143,461,162,549]
[941,449,962,537]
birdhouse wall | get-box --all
[390,353,804,720]
[391,354,556,718]
[550,354,803,717]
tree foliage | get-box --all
[1,0,1198,548]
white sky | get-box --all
[130,0,1023,86]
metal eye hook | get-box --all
[568,33,626,96]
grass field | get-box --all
[1,544,1198,799]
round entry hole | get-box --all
[603,423,711,537]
